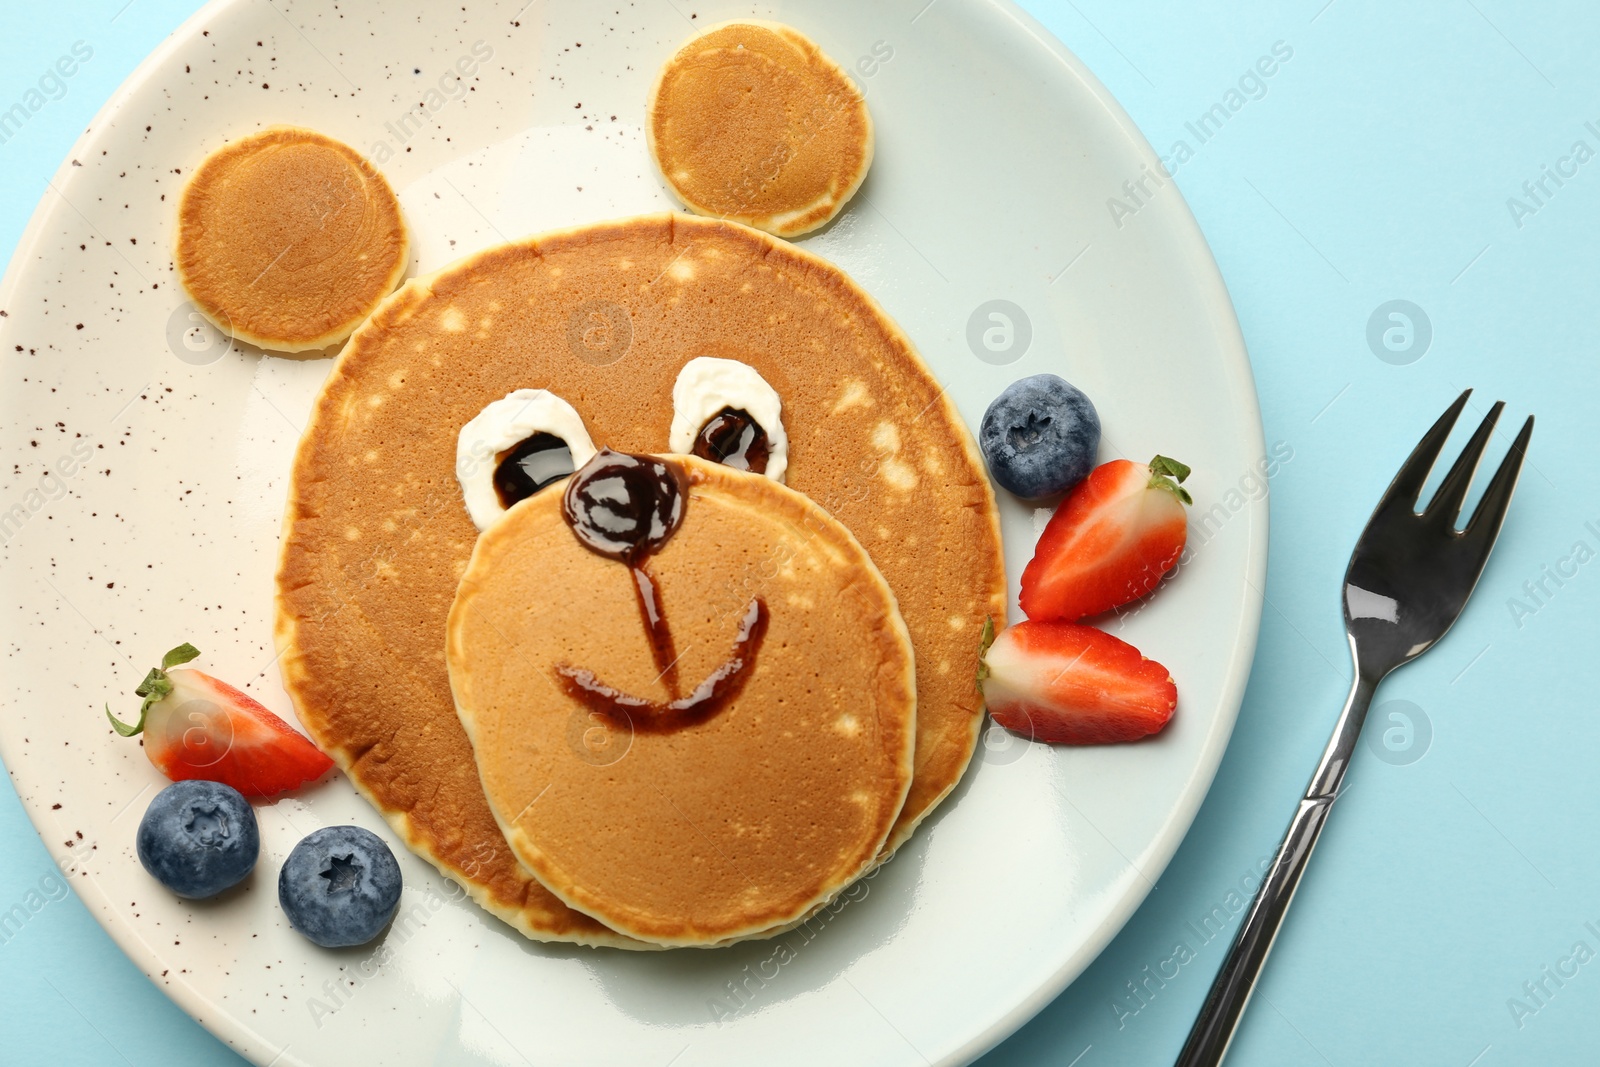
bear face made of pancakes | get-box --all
[274,212,1006,947]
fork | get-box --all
[1174,389,1533,1066]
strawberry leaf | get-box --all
[132,669,173,717]
[1149,455,1190,483]
[106,703,145,737]
[109,643,198,738]
[1147,455,1193,506]
[161,643,201,669]
[132,667,168,700]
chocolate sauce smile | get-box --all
[558,450,768,730]
[556,597,769,733]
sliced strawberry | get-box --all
[107,644,334,797]
[978,620,1176,744]
[1019,455,1192,622]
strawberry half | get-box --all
[978,619,1176,744]
[107,644,334,798]
[1019,455,1192,622]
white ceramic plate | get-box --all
[0,1,1265,1063]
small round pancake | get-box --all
[275,213,1004,947]
[448,457,916,946]
[647,21,872,237]
[176,126,409,352]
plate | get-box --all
[0,1,1265,1063]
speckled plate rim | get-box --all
[0,1,1268,1064]
[0,4,288,1054]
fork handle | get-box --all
[1174,673,1377,1067]
[1172,796,1333,1066]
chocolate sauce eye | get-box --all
[493,432,577,509]
[561,449,686,563]
[691,407,771,475]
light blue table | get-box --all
[4,1,1595,1063]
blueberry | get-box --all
[279,825,402,948]
[136,780,259,899]
[979,374,1101,499]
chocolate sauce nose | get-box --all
[561,449,687,564]
[562,450,690,694]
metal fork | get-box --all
[1175,390,1533,1066]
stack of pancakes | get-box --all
[451,457,918,945]
[276,213,1005,947]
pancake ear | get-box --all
[455,389,598,531]
[667,357,788,482]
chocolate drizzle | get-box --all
[630,563,678,693]
[555,597,770,733]
[691,407,770,475]
[557,450,768,731]
[562,450,688,686]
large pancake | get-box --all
[647,21,873,237]
[275,212,1005,946]
[176,126,409,352]
[449,457,916,946]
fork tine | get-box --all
[1383,389,1471,509]
[1463,414,1533,543]
[1423,400,1503,523]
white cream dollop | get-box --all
[456,389,597,531]
[668,357,788,482]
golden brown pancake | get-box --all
[275,213,1004,947]
[449,456,916,946]
[647,21,873,237]
[176,126,409,352]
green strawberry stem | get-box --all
[1147,455,1193,506]
[105,643,201,737]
